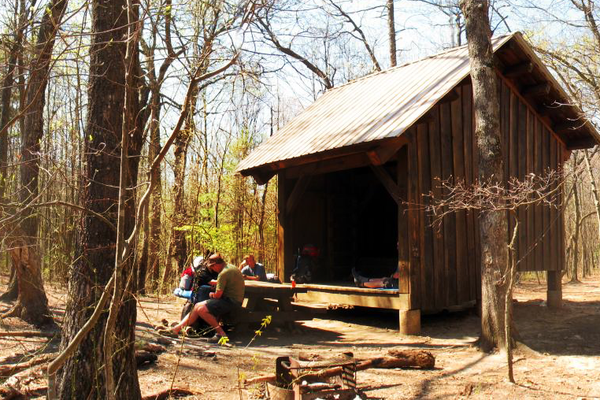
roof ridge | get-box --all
[327,33,516,93]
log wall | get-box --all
[406,78,566,311]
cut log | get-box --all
[386,348,436,369]
[244,350,435,386]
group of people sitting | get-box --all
[161,252,273,343]
[161,250,400,343]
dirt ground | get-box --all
[1,272,600,399]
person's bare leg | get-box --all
[172,302,204,334]
[363,279,385,289]
[197,304,227,337]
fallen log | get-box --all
[138,342,166,354]
[0,387,24,400]
[244,350,435,386]
[141,388,195,400]
[0,330,55,338]
[0,353,56,377]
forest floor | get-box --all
[1,272,600,399]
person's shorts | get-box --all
[205,297,242,317]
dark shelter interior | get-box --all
[290,163,399,284]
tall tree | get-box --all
[460,0,509,351]
[3,0,68,326]
[0,0,28,302]
[57,0,141,397]
[138,0,181,294]
[387,0,397,67]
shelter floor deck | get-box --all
[295,282,404,310]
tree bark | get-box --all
[163,105,193,291]
[387,0,397,67]
[9,0,68,327]
[0,1,26,303]
[56,0,141,398]
[571,175,581,282]
[460,0,508,352]
[583,150,600,245]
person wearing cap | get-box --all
[165,252,245,343]
[238,254,268,281]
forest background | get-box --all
[1,0,599,324]
[1,0,600,397]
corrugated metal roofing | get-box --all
[236,34,513,174]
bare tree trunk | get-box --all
[505,212,519,383]
[571,176,581,283]
[164,90,196,291]
[57,0,141,397]
[387,0,397,67]
[0,267,17,302]
[460,0,509,352]
[583,149,600,243]
[0,0,28,302]
[7,0,68,327]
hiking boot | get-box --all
[351,268,368,288]
[207,334,228,344]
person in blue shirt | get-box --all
[238,254,267,281]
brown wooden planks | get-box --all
[526,109,535,271]
[558,145,565,274]
[397,146,410,293]
[509,91,519,262]
[407,128,421,309]
[534,117,543,271]
[428,105,446,309]
[417,122,434,311]
[440,101,457,306]
[463,83,477,301]
[549,137,558,272]
[542,127,551,272]
[451,92,469,305]
[517,101,528,271]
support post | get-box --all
[397,146,421,335]
[546,270,562,308]
[399,309,421,335]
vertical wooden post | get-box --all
[547,270,562,308]
[397,145,421,334]
[277,173,294,282]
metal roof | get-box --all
[236,33,595,176]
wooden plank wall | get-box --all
[407,79,566,311]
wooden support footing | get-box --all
[546,271,562,309]
[399,309,421,335]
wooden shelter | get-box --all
[237,33,600,334]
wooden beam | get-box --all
[439,89,459,104]
[503,62,533,78]
[366,142,404,166]
[250,136,408,176]
[553,121,581,133]
[370,164,402,205]
[285,153,368,179]
[566,137,597,150]
[522,82,550,97]
[285,175,312,216]
[250,170,275,185]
